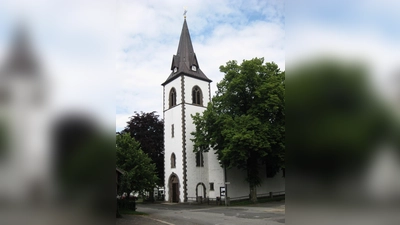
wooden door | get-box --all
[172,183,178,202]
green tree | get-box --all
[191,58,285,202]
[121,112,164,187]
[116,133,158,198]
[287,59,396,184]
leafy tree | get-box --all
[287,59,395,183]
[191,58,285,202]
[121,111,164,188]
[52,116,114,214]
[116,133,158,198]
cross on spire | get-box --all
[183,8,187,19]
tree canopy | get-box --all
[287,59,396,181]
[191,58,285,202]
[120,111,164,186]
[116,133,158,196]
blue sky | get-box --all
[115,0,285,131]
[287,0,400,112]
[0,0,286,132]
[1,0,397,133]
[0,0,116,131]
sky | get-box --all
[287,0,400,115]
[0,0,116,131]
[0,0,285,133]
[115,0,285,131]
[0,0,397,133]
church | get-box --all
[162,16,285,203]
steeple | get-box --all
[0,23,41,78]
[162,18,211,86]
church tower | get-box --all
[162,17,224,203]
[0,24,49,203]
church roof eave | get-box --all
[161,70,212,86]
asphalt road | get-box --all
[116,200,285,225]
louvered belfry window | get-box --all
[192,86,202,105]
[169,88,176,108]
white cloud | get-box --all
[115,0,285,131]
[0,0,285,132]
[287,11,400,114]
[0,0,116,130]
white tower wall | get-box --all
[163,77,184,202]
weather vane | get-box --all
[183,7,187,19]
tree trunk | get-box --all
[247,153,259,203]
[250,185,257,203]
[149,190,155,202]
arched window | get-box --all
[169,88,176,108]
[171,153,176,168]
[192,86,202,105]
[196,151,204,167]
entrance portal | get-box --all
[168,173,180,202]
[196,182,206,202]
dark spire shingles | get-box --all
[162,19,211,86]
[0,24,41,78]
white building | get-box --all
[0,25,50,204]
[162,17,284,203]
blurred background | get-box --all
[0,1,115,225]
[1,0,400,225]
[287,0,400,224]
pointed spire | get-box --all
[0,22,41,78]
[176,19,196,69]
[162,18,211,86]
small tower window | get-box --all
[266,164,276,178]
[171,153,176,168]
[196,151,204,167]
[209,182,214,191]
[174,67,178,73]
[171,124,174,138]
[191,65,197,71]
[192,86,202,105]
[169,88,176,108]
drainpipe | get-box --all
[224,164,228,206]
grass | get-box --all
[229,195,285,206]
[135,198,143,203]
[119,209,149,216]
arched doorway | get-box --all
[196,182,206,202]
[168,173,180,202]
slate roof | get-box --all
[162,19,212,86]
